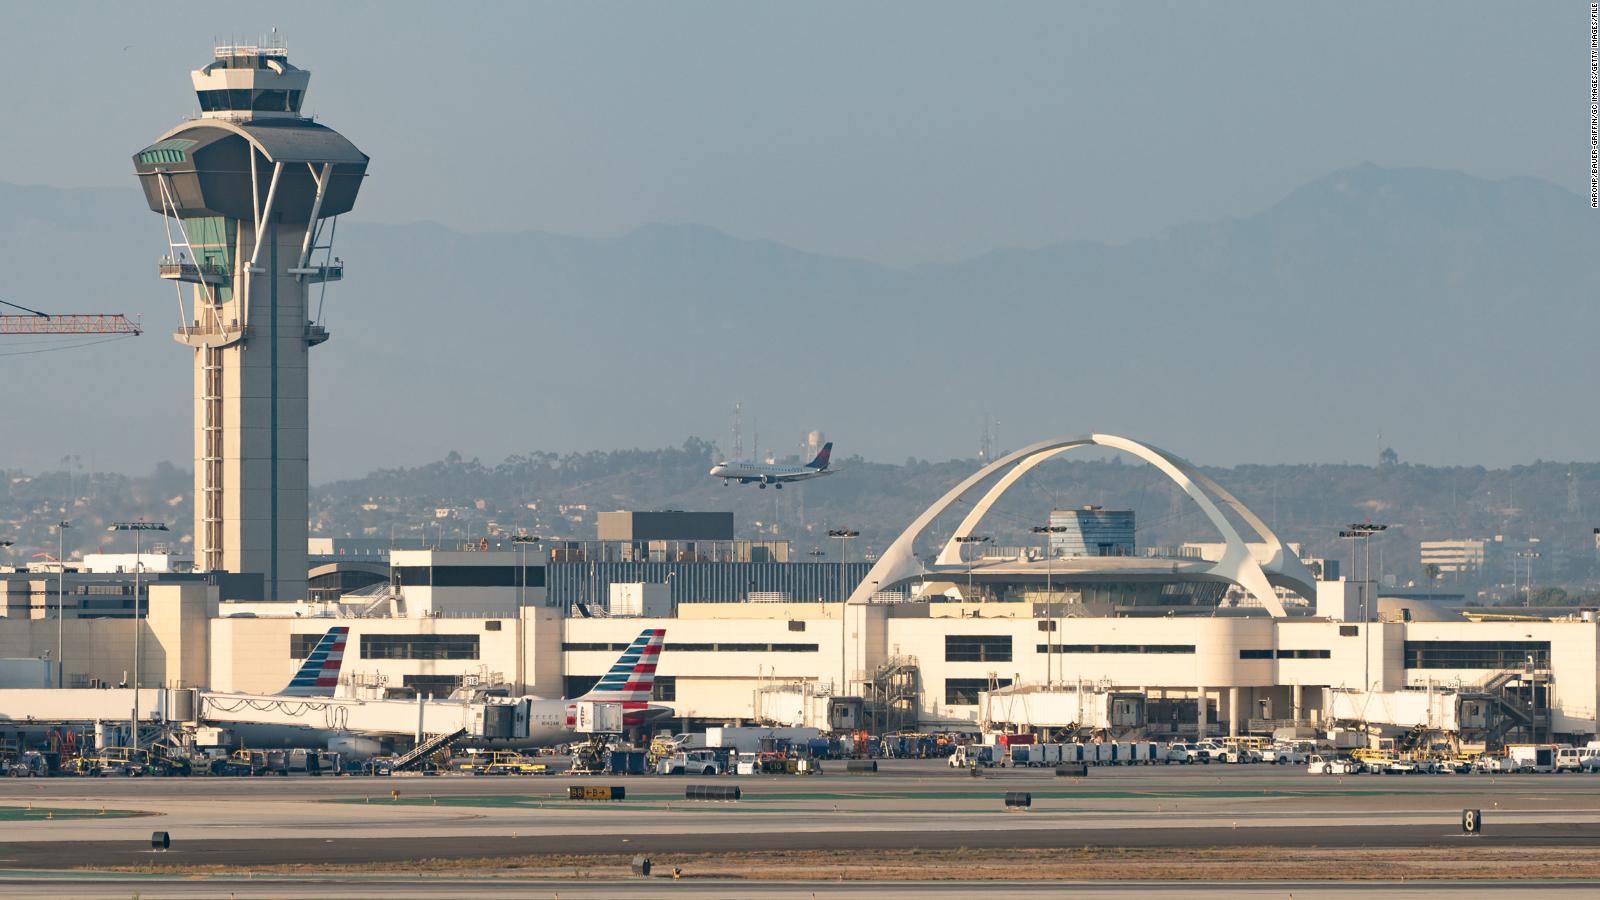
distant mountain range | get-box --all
[2,164,1597,478]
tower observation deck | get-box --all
[133,39,369,601]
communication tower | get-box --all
[132,38,368,600]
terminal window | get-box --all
[564,675,601,696]
[289,633,323,659]
[360,634,480,660]
[946,635,1013,663]
[1277,649,1331,659]
[394,565,545,588]
[945,677,1011,705]
[652,675,676,702]
[403,674,462,697]
[1050,644,1195,655]
[1403,640,1550,670]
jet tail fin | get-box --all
[806,442,833,470]
[578,628,665,702]
[281,626,349,697]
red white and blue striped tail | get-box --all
[280,626,349,697]
[578,628,665,703]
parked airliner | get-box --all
[200,627,671,755]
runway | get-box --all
[1,761,1596,894]
[1,875,1597,900]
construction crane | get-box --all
[1,299,142,335]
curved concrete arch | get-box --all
[849,433,1315,616]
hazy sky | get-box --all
[1,2,1582,265]
[2,2,1594,479]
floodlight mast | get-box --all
[828,529,861,695]
[132,41,369,602]
[108,521,168,750]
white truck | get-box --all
[1164,743,1203,765]
[1262,743,1310,765]
[702,726,822,755]
[1507,744,1556,774]
[657,749,725,776]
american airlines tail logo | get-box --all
[281,626,348,697]
[580,628,665,703]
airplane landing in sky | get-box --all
[709,442,833,488]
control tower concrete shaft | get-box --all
[134,40,368,601]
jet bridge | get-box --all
[197,691,527,743]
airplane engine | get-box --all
[327,735,386,758]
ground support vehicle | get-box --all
[209,749,289,777]
[1555,747,1600,773]
[455,751,548,776]
[949,745,998,768]
[1507,745,1556,774]
[658,749,726,776]
[1164,744,1203,764]
[1308,754,1360,774]
[5,751,48,777]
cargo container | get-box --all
[1010,743,1064,767]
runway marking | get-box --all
[0,806,144,821]
[324,787,1463,809]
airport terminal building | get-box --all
[3,437,1597,751]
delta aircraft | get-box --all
[709,442,833,488]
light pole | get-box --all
[108,521,168,751]
[1031,525,1069,688]
[1514,550,1541,607]
[510,534,540,611]
[1341,523,1387,691]
[954,535,991,600]
[828,529,859,696]
[56,521,70,689]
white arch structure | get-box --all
[847,434,1318,617]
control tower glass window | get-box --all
[251,89,287,111]
[197,88,303,113]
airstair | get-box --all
[394,727,468,771]
[864,655,919,733]
[1460,667,1549,749]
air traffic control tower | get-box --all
[133,40,368,601]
